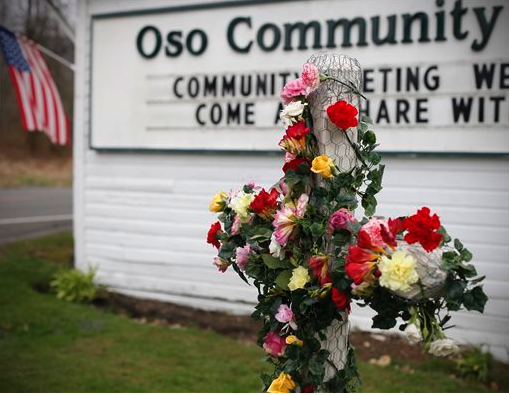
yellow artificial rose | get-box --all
[209,191,229,213]
[288,266,310,291]
[267,372,297,393]
[311,155,335,179]
[379,250,419,292]
[286,335,303,347]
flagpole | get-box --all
[36,43,75,72]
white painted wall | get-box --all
[75,0,509,361]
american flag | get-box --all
[0,26,70,145]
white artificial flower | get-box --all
[404,323,421,343]
[429,338,460,357]
[228,191,254,221]
[279,101,306,127]
[269,233,285,260]
[379,250,419,292]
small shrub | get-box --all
[455,347,492,383]
[50,267,98,303]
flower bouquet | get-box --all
[207,53,488,393]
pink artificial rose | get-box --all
[230,215,241,236]
[213,256,229,273]
[278,177,289,196]
[281,78,307,104]
[275,304,294,323]
[263,331,287,357]
[301,62,320,91]
[247,180,261,191]
[328,209,355,235]
[236,244,252,270]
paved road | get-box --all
[0,188,73,245]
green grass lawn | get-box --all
[0,233,503,392]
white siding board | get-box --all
[86,176,175,192]
[75,0,509,361]
[86,217,205,237]
[96,270,257,303]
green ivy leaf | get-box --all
[368,151,381,165]
[441,251,459,270]
[372,313,397,330]
[250,227,273,242]
[463,286,488,313]
[362,130,376,145]
[460,248,473,262]
[454,238,464,251]
[275,270,293,290]
[458,263,477,278]
[446,279,467,310]
[333,230,352,246]
[362,194,377,217]
[262,254,292,269]
[309,223,324,238]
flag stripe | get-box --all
[29,41,68,145]
[20,71,38,130]
[8,67,30,131]
[23,43,47,131]
[34,47,67,145]
[10,67,36,130]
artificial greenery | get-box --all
[208,62,488,392]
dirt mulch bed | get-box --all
[93,290,429,364]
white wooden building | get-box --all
[74,0,509,361]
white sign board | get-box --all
[90,0,509,153]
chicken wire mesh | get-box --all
[306,52,363,383]
[307,52,363,173]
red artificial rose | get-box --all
[346,245,378,264]
[326,100,358,130]
[286,120,310,140]
[308,255,331,286]
[301,384,314,393]
[345,245,378,285]
[207,221,222,249]
[250,188,279,219]
[345,258,376,286]
[332,288,351,313]
[356,229,386,253]
[380,217,405,248]
[403,207,443,252]
[282,158,311,174]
